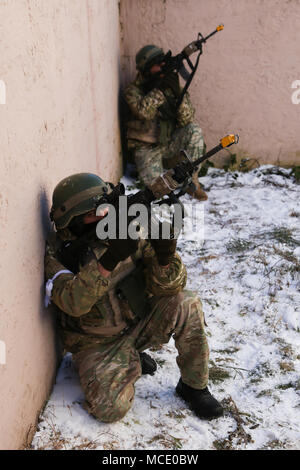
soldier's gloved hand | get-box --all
[142,76,163,94]
[78,244,97,268]
[151,238,177,266]
[159,72,181,98]
[150,223,178,267]
[98,238,139,272]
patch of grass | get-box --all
[291,165,300,182]
[258,227,300,247]
[209,361,231,383]
[221,153,260,173]
[260,439,289,450]
[249,362,275,381]
[274,338,295,359]
[215,347,240,355]
[102,440,121,450]
[165,410,186,420]
[32,426,99,450]
[198,159,214,177]
[270,247,300,281]
[147,433,184,450]
[223,153,237,172]
[279,361,295,372]
[209,169,226,179]
[213,396,253,450]
[215,357,234,363]
[290,211,300,218]
[238,157,260,172]
[273,247,299,265]
[226,238,253,253]
[256,389,273,398]
[256,167,293,178]
[275,381,297,391]
[198,254,220,262]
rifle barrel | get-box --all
[203,24,224,42]
[192,133,238,169]
[193,144,223,167]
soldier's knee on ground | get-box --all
[74,343,141,424]
[84,383,135,423]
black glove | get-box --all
[143,72,180,97]
[99,238,139,272]
[151,238,177,266]
[57,242,97,274]
[142,76,163,94]
[159,72,181,98]
[150,222,177,266]
[78,244,97,268]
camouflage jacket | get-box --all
[124,73,195,145]
[45,229,187,352]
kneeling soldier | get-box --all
[45,173,223,422]
[124,45,208,201]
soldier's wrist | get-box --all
[97,262,111,278]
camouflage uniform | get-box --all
[45,229,209,423]
[124,73,205,186]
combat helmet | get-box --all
[135,45,165,74]
[50,173,109,230]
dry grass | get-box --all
[213,396,254,450]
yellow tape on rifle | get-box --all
[221,135,236,148]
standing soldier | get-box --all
[123,44,208,201]
[45,173,223,423]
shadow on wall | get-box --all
[118,86,131,171]
[118,84,139,179]
[39,188,52,240]
[38,187,53,316]
[38,186,62,359]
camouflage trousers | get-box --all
[73,289,209,423]
[131,123,205,186]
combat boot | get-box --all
[176,378,223,420]
[187,173,208,201]
[139,352,157,376]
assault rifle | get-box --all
[57,134,238,272]
[105,133,238,206]
[147,25,224,107]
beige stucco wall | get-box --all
[0,0,121,450]
[120,0,300,167]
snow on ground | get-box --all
[32,166,300,450]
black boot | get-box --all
[176,378,223,420]
[139,352,157,376]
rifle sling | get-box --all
[177,49,202,108]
